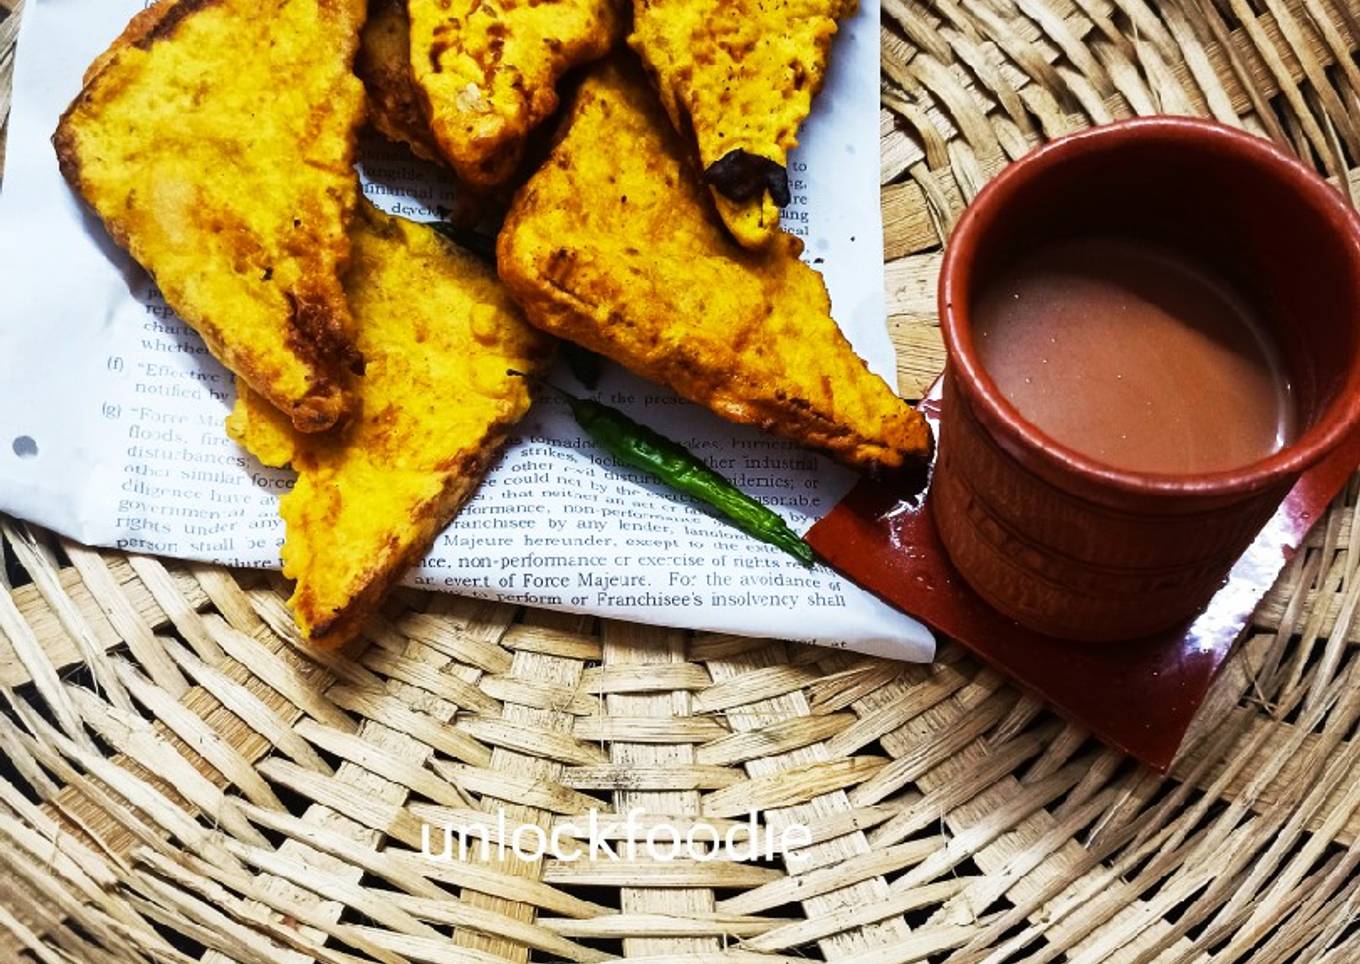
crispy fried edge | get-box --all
[357,0,445,163]
[295,442,506,648]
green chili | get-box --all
[550,385,815,565]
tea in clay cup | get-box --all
[932,117,1360,642]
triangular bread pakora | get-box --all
[407,0,622,188]
[630,0,857,249]
[54,0,368,432]
[228,203,552,647]
[497,59,930,472]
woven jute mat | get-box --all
[3,0,1360,961]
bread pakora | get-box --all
[357,0,443,163]
[630,0,857,249]
[228,202,552,647]
[408,0,623,188]
[54,0,367,432]
[498,60,930,472]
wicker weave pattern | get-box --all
[1,0,1360,959]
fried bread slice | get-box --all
[630,0,857,249]
[228,202,552,647]
[498,60,929,472]
[357,0,443,162]
[55,0,367,432]
[408,0,622,188]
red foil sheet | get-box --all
[806,381,1360,770]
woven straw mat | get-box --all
[3,0,1360,960]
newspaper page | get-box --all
[0,0,934,660]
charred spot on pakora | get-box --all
[705,149,791,206]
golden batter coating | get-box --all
[54,0,367,432]
[229,202,553,647]
[408,0,623,188]
[630,0,857,249]
[357,0,443,163]
[498,60,930,472]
